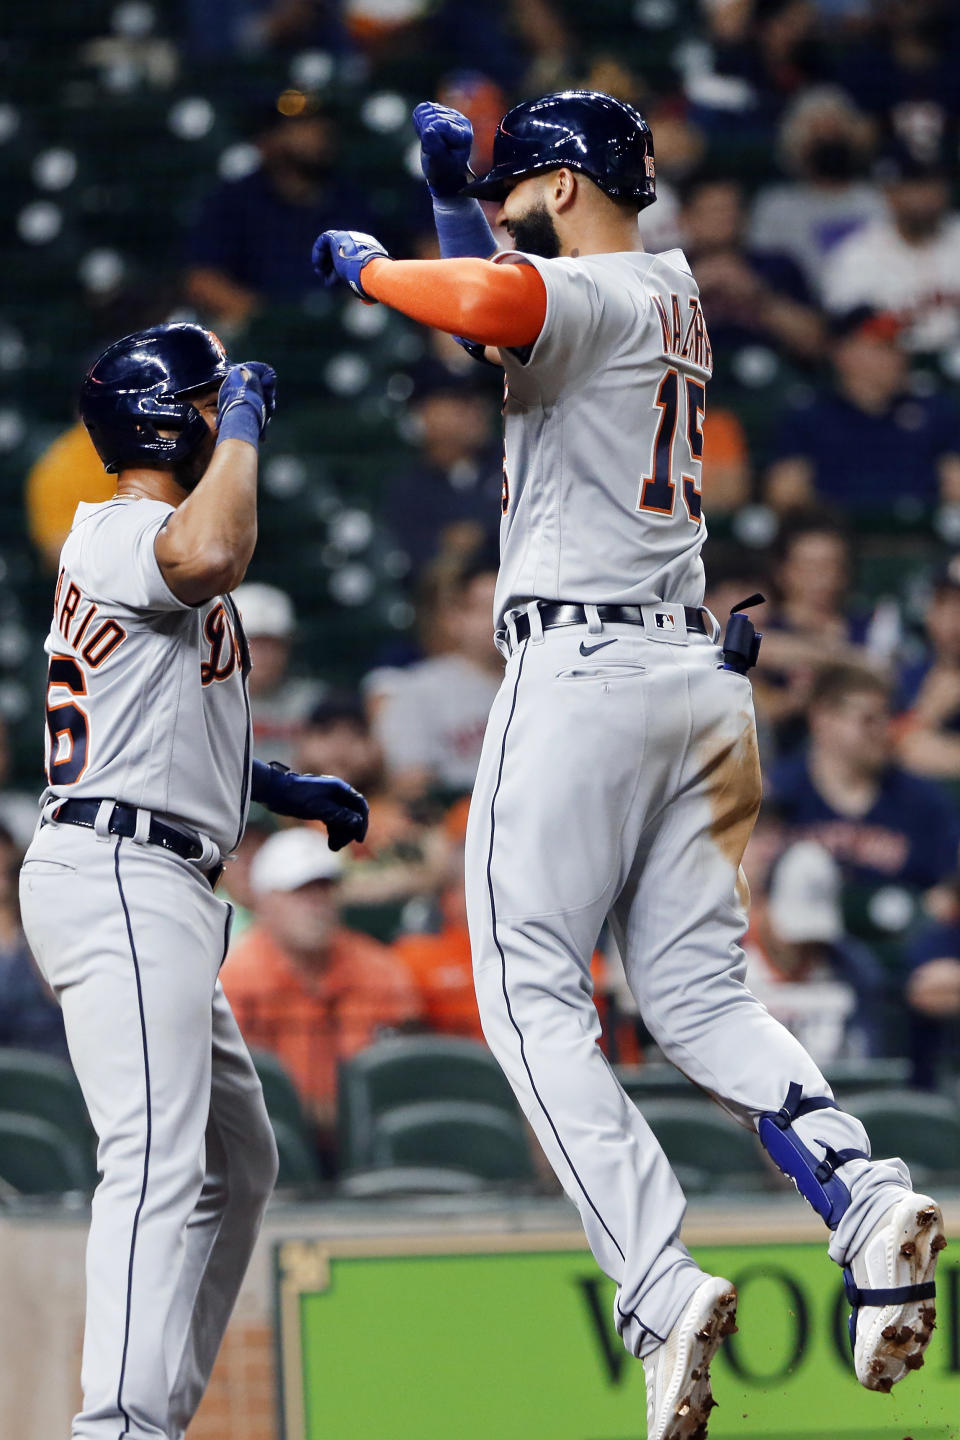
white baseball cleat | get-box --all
[642,1275,738,1440]
[844,1193,946,1393]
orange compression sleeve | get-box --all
[361,256,547,347]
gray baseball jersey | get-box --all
[42,495,251,854]
[493,247,711,631]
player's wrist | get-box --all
[216,400,262,449]
[358,254,391,298]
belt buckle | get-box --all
[640,604,689,645]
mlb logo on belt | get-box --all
[641,603,689,644]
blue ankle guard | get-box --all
[758,1082,869,1229]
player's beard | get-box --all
[172,430,216,493]
[509,200,561,259]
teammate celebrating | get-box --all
[313,94,945,1439]
[18,323,367,1440]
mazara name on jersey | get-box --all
[651,292,713,377]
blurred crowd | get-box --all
[4,0,960,1173]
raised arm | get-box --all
[312,232,547,349]
[155,363,274,604]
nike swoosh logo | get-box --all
[579,639,617,656]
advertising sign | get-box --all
[276,1233,959,1439]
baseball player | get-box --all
[18,323,368,1440]
[312,93,946,1438]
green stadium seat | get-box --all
[639,1100,774,1195]
[338,1035,518,1171]
[616,1063,702,1105]
[370,1100,535,1182]
[338,1165,486,1198]
[843,1090,960,1187]
[0,1111,92,1195]
[271,1116,322,1189]
[824,1058,912,1099]
[250,1047,311,1133]
[0,1048,97,1188]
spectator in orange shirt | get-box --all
[393,830,482,1039]
[221,828,421,1146]
[394,802,633,1052]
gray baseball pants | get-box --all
[465,617,911,1358]
[20,820,278,1439]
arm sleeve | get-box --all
[73,500,192,613]
[361,256,546,347]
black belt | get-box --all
[44,799,223,886]
[509,602,709,646]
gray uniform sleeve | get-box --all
[72,499,192,613]
[494,251,641,402]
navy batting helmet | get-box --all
[80,323,230,474]
[462,90,656,208]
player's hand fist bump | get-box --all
[412,101,473,197]
[311,230,389,299]
[217,361,276,444]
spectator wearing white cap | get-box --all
[742,840,888,1062]
[220,828,421,1145]
[233,582,324,767]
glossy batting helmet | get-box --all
[80,323,230,474]
[462,90,656,208]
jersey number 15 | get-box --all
[637,369,704,524]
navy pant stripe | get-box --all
[484,642,663,1343]
[113,837,153,1437]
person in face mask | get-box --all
[823,146,960,353]
[185,98,383,327]
[748,86,886,296]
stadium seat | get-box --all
[0,1049,97,1188]
[0,1111,91,1195]
[250,1047,311,1134]
[338,1035,518,1171]
[824,1058,912,1099]
[639,1100,774,1195]
[338,1166,486,1198]
[271,1116,321,1189]
[369,1100,535,1182]
[843,1090,960,1186]
[616,1063,702,1105]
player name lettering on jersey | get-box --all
[52,567,127,669]
[651,292,713,378]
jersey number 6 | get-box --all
[637,368,705,523]
[45,655,89,785]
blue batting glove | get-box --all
[412,101,474,198]
[251,759,369,851]
[216,361,276,447]
[311,230,389,300]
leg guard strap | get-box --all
[758,1083,869,1230]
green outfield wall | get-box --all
[276,1234,959,1440]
